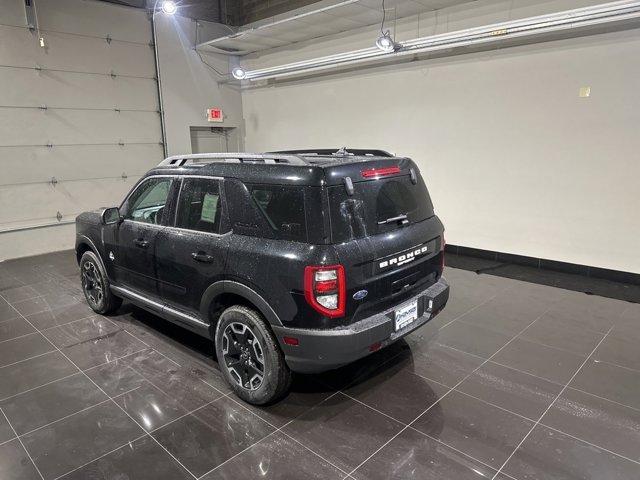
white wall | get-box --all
[241,0,640,274]
[155,15,243,155]
[0,0,162,260]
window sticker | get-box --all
[200,193,219,223]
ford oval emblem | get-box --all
[353,289,368,301]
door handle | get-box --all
[191,251,214,263]
[134,239,149,248]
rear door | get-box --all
[155,177,230,317]
[328,169,444,322]
[112,176,174,297]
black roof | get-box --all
[147,149,414,187]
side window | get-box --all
[248,185,306,241]
[124,177,172,225]
[175,178,222,234]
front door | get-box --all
[112,176,174,297]
[156,177,230,317]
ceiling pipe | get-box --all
[239,0,640,81]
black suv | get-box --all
[75,148,449,404]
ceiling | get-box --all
[196,0,478,55]
[98,1,479,55]
[96,0,226,23]
[97,0,333,25]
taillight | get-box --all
[361,166,400,178]
[304,265,346,318]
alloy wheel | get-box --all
[222,322,265,391]
[82,261,104,308]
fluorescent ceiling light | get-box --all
[239,0,640,81]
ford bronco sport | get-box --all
[75,148,449,404]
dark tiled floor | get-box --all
[0,250,639,480]
[446,251,640,304]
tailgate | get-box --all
[334,217,444,323]
[327,167,445,323]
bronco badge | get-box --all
[378,244,429,271]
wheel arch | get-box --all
[76,235,107,273]
[201,281,283,331]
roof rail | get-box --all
[269,148,394,157]
[157,152,307,167]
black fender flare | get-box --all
[76,235,107,273]
[200,280,283,327]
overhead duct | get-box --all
[240,0,640,81]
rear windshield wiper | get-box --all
[378,214,409,225]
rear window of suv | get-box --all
[329,174,434,243]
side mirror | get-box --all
[102,207,121,225]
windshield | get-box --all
[328,174,434,243]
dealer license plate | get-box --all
[394,301,418,331]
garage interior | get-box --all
[1,0,639,479]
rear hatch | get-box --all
[327,159,444,324]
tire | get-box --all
[80,251,122,315]
[215,305,292,405]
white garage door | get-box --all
[0,0,163,260]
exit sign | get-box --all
[207,108,223,122]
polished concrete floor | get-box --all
[0,250,639,480]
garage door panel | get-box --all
[2,144,162,184]
[0,27,156,78]
[36,0,152,45]
[0,25,43,67]
[0,69,158,110]
[0,224,76,261]
[44,33,156,78]
[0,178,140,225]
[0,0,162,256]
[0,0,29,27]
[0,109,161,146]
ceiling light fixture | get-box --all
[236,0,640,81]
[231,66,247,79]
[375,31,398,52]
[161,1,177,15]
[375,0,399,52]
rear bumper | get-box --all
[274,278,449,373]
